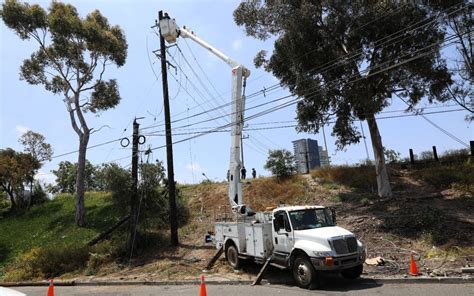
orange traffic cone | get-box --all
[47,279,54,296]
[199,275,207,296]
[409,253,419,276]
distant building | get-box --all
[319,146,330,167]
[292,139,321,174]
[292,138,330,173]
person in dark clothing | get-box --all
[227,169,230,182]
[252,168,256,179]
[241,167,247,179]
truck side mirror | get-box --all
[331,208,336,224]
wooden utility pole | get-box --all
[128,119,139,256]
[158,10,179,246]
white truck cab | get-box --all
[215,205,366,289]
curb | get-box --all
[1,277,473,287]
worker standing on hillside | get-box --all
[252,168,256,179]
[241,167,247,179]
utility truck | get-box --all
[158,13,366,289]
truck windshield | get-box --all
[288,208,334,230]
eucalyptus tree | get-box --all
[1,0,127,225]
[234,1,455,198]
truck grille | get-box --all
[331,237,357,255]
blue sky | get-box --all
[1,0,472,185]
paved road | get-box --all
[9,282,474,296]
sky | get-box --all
[0,0,472,185]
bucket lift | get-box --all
[159,13,253,216]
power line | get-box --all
[141,12,470,134]
[144,109,465,141]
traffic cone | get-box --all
[199,275,207,296]
[409,253,419,276]
[47,279,54,296]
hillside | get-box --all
[0,193,121,280]
[0,164,473,282]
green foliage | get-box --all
[18,130,53,162]
[3,245,90,281]
[50,160,98,193]
[0,192,119,273]
[383,148,401,163]
[106,160,189,231]
[234,1,453,149]
[94,162,129,192]
[0,148,40,209]
[311,165,377,192]
[0,0,128,225]
[264,149,295,178]
[30,181,48,205]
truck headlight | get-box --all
[312,251,333,257]
[357,240,367,258]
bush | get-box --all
[311,165,377,191]
[31,182,48,205]
[3,245,90,281]
[416,163,474,191]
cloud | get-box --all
[185,163,202,172]
[232,39,242,51]
[15,125,29,136]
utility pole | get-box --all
[158,10,178,246]
[128,118,139,256]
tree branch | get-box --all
[81,58,108,92]
[29,30,76,95]
[68,107,82,137]
[90,125,111,135]
[447,84,473,113]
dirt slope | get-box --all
[71,172,473,281]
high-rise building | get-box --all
[319,146,330,167]
[292,139,321,174]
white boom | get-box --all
[159,14,252,215]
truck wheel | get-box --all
[341,264,363,279]
[225,244,240,269]
[292,256,319,290]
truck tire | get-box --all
[225,244,240,269]
[341,264,363,279]
[292,256,319,290]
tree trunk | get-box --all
[75,132,89,226]
[3,185,16,210]
[366,114,393,198]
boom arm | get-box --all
[159,14,251,215]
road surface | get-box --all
[9,282,474,296]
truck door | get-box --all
[272,211,294,255]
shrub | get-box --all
[3,245,90,281]
[31,181,48,205]
[416,163,474,191]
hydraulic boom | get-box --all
[158,12,252,215]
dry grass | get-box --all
[311,165,377,191]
